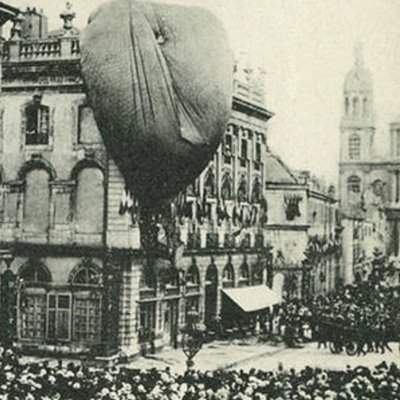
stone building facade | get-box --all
[264,153,340,300]
[339,45,400,284]
[0,6,274,359]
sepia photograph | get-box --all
[0,0,399,398]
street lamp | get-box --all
[181,307,206,371]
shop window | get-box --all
[75,167,104,234]
[139,302,156,343]
[23,169,50,233]
[19,261,51,340]
[70,261,102,345]
[47,293,71,341]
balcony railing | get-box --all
[3,36,81,62]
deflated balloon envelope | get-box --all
[80,0,233,206]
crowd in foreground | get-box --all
[0,346,400,399]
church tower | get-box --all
[340,43,375,163]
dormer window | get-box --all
[25,94,49,145]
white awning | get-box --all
[222,285,282,313]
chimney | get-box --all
[21,6,48,39]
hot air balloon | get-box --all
[80,0,233,208]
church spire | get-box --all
[354,41,363,67]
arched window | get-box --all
[23,169,50,233]
[363,98,368,116]
[186,264,200,286]
[237,176,247,202]
[19,259,51,285]
[221,173,233,200]
[75,167,104,234]
[353,97,359,116]
[19,260,51,340]
[77,105,102,145]
[348,134,361,160]
[24,96,50,145]
[204,168,216,198]
[70,260,102,286]
[251,177,262,203]
[222,263,235,288]
[252,263,263,285]
[347,175,361,193]
[345,97,350,115]
[239,263,250,286]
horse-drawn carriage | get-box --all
[316,319,362,356]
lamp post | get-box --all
[181,307,205,371]
[0,249,15,349]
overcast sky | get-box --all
[9,0,400,186]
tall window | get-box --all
[70,261,102,345]
[78,105,102,145]
[363,98,368,116]
[75,167,104,234]
[237,176,247,202]
[347,175,361,194]
[186,264,200,286]
[221,173,232,200]
[240,139,248,167]
[222,264,235,288]
[345,97,350,115]
[251,177,262,203]
[255,142,261,170]
[349,134,361,160]
[47,293,72,341]
[396,129,400,157]
[19,261,51,340]
[24,98,50,145]
[239,263,250,287]
[139,302,156,343]
[353,97,359,116]
[224,134,233,164]
[23,169,50,233]
[203,169,216,198]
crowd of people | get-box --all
[0,346,400,399]
[275,282,400,354]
